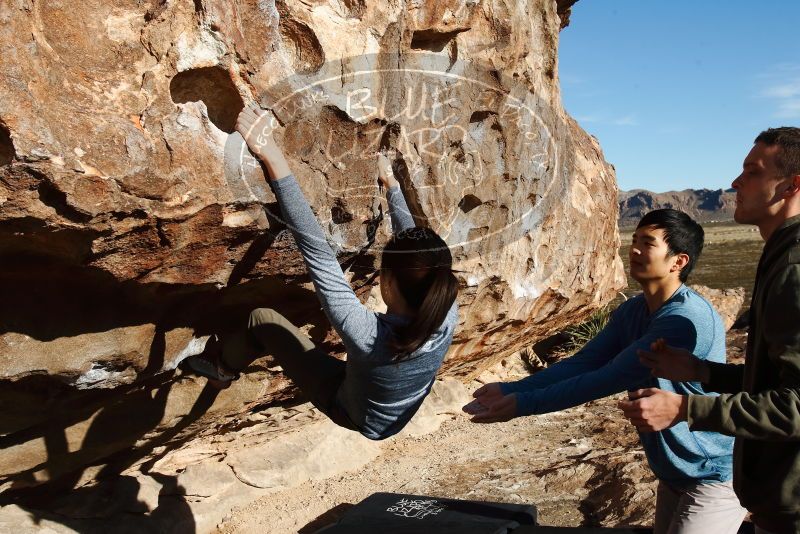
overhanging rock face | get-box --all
[0,0,623,491]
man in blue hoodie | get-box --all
[463,209,746,534]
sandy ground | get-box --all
[213,391,654,533]
[212,331,749,534]
[701,223,762,244]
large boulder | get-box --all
[690,285,746,332]
[0,0,623,494]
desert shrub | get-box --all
[564,307,612,352]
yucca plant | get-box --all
[564,306,612,352]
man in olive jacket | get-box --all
[620,127,800,534]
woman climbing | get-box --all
[186,105,459,440]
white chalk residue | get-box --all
[511,278,543,300]
[176,107,204,131]
[104,11,141,43]
[74,364,123,388]
[175,30,227,72]
[258,0,279,24]
[169,336,212,370]
[466,274,483,287]
[444,216,475,250]
[223,206,267,228]
[570,179,596,217]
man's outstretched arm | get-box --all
[467,312,704,422]
[463,310,623,421]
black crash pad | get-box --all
[315,492,537,534]
[513,528,651,533]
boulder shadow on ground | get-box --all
[299,502,355,533]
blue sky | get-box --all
[558,0,800,192]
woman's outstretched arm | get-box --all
[236,106,377,356]
[377,153,415,233]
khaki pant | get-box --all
[221,308,357,430]
[654,480,747,534]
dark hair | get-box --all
[754,127,800,178]
[381,227,459,356]
[636,209,704,282]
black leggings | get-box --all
[220,308,358,430]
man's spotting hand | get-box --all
[638,338,710,383]
[462,382,518,424]
[618,388,687,432]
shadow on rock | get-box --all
[1,379,223,533]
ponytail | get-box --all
[389,267,459,355]
[381,227,459,357]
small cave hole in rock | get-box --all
[342,0,366,18]
[410,28,469,53]
[0,121,15,166]
[469,110,497,124]
[331,200,353,224]
[279,17,325,75]
[379,122,402,150]
[169,66,244,133]
[459,194,483,214]
[37,179,92,223]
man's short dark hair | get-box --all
[755,127,800,178]
[637,209,704,283]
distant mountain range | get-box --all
[618,188,736,227]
